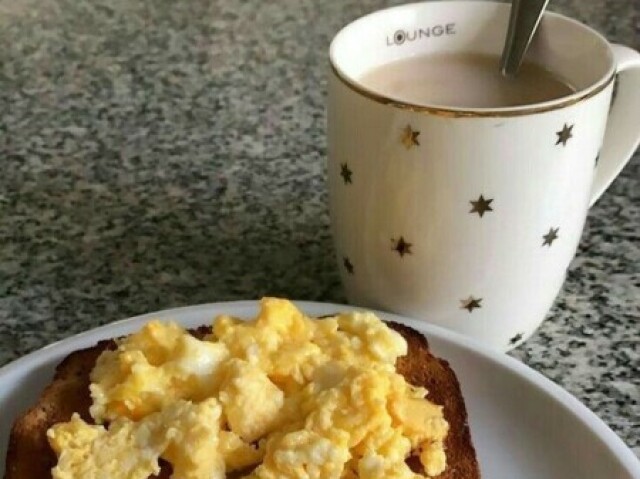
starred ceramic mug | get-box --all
[327,1,640,351]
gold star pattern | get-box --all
[469,195,493,217]
[542,227,559,247]
[343,257,354,274]
[460,296,482,313]
[401,125,420,149]
[555,123,573,146]
[391,236,412,257]
[509,332,524,346]
[340,163,352,184]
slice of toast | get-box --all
[4,322,479,479]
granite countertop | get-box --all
[0,0,638,457]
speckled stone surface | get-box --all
[0,0,638,457]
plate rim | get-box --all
[1,299,638,476]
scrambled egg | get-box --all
[90,321,229,422]
[48,297,449,479]
[48,398,224,479]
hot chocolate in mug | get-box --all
[327,1,640,350]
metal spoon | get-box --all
[500,0,550,77]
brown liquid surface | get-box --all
[359,52,575,108]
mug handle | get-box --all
[590,44,640,206]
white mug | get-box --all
[327,1,640,350]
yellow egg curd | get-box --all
[47,297,449,479]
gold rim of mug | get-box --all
[329,62,616,118]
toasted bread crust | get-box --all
[4,339,116,479]
[4,322,479,479]
[389,322,479,479]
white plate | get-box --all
[1,301,638,478]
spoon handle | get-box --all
[500,0,550,77]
